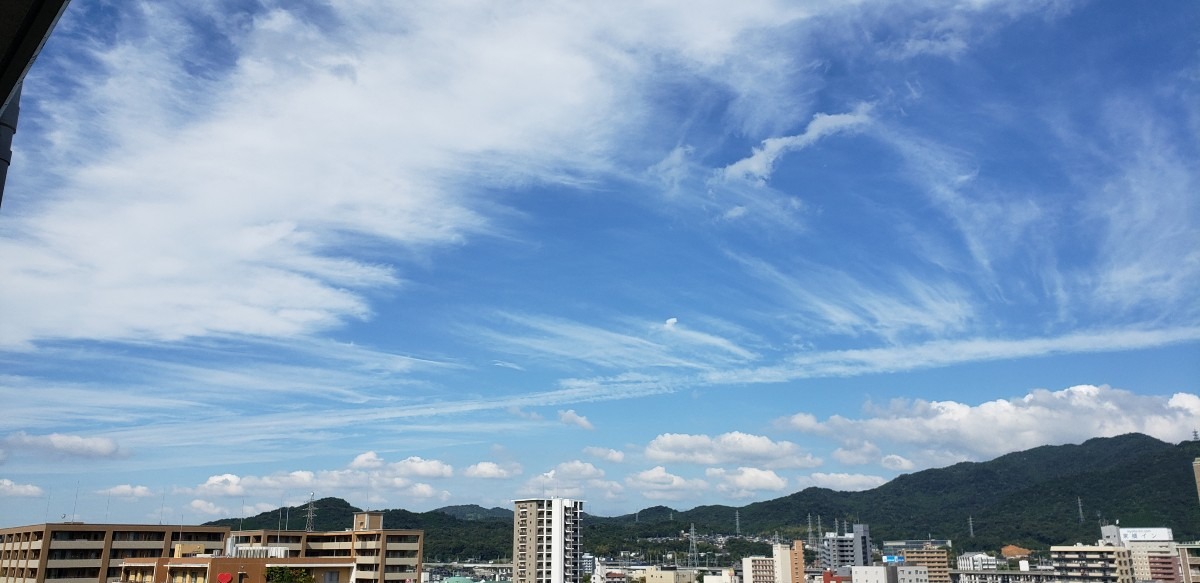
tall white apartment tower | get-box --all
[513,498,584,583]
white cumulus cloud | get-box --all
[625,466,708,500]
[389,457,453,478]
[350,451,384,469]
[784,385,1200,460]
[645,431,821,468]
[189,499,228,516]
[706,467,787,498]
[0,478,44,497]
[464,461,519,479]
[801,472,887,491]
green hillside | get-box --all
[205,434,1200,561]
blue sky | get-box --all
[1,0,1198,526]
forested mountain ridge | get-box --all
[205,433,1200,560]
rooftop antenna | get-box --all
[160,492,166,525]
[305,492,316,532]
[44,487,52,523]
[71,481,79,521]
[240,498,245,531]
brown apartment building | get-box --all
[0,522,227,583]
[1,512,421,583]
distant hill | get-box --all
[204,434,1200,561]
[435,504,511,522]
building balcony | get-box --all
[309,542,352,550]
[111,542,167,550]
[48,541,105,550]
[45,560,103,569]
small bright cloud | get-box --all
[390,457,453,478]
[584,446,625,462]
[99,484,153,498]
[881,454,915,470]
[193,474,244,496]
[189,499,228,515]
[350,451,384,469]
[406,483,451,500]
[559,409,595,430]
[464,461,519,479]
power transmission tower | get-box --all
[968,516,974,538]
[807,514,815,548]
[1077,497,1084,524]
[688,523,699,568]
[305,492,316,532]
[736,510,741,537]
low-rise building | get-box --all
[1050,544,1133,583]
[742,557,774,583]
[956,554,998,572]
[0,521,227,583]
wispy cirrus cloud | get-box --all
[707,326,1200,384]
[4,432,120,459]
[722,103,874,184]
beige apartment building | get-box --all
[1050,545,1134,583]
[512,498,583,583]
[0,522,227,583]
[901,545,951,583]
[226,512,421,583]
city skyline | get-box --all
[0,1,1198,524]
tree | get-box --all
[265,567,314,583]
